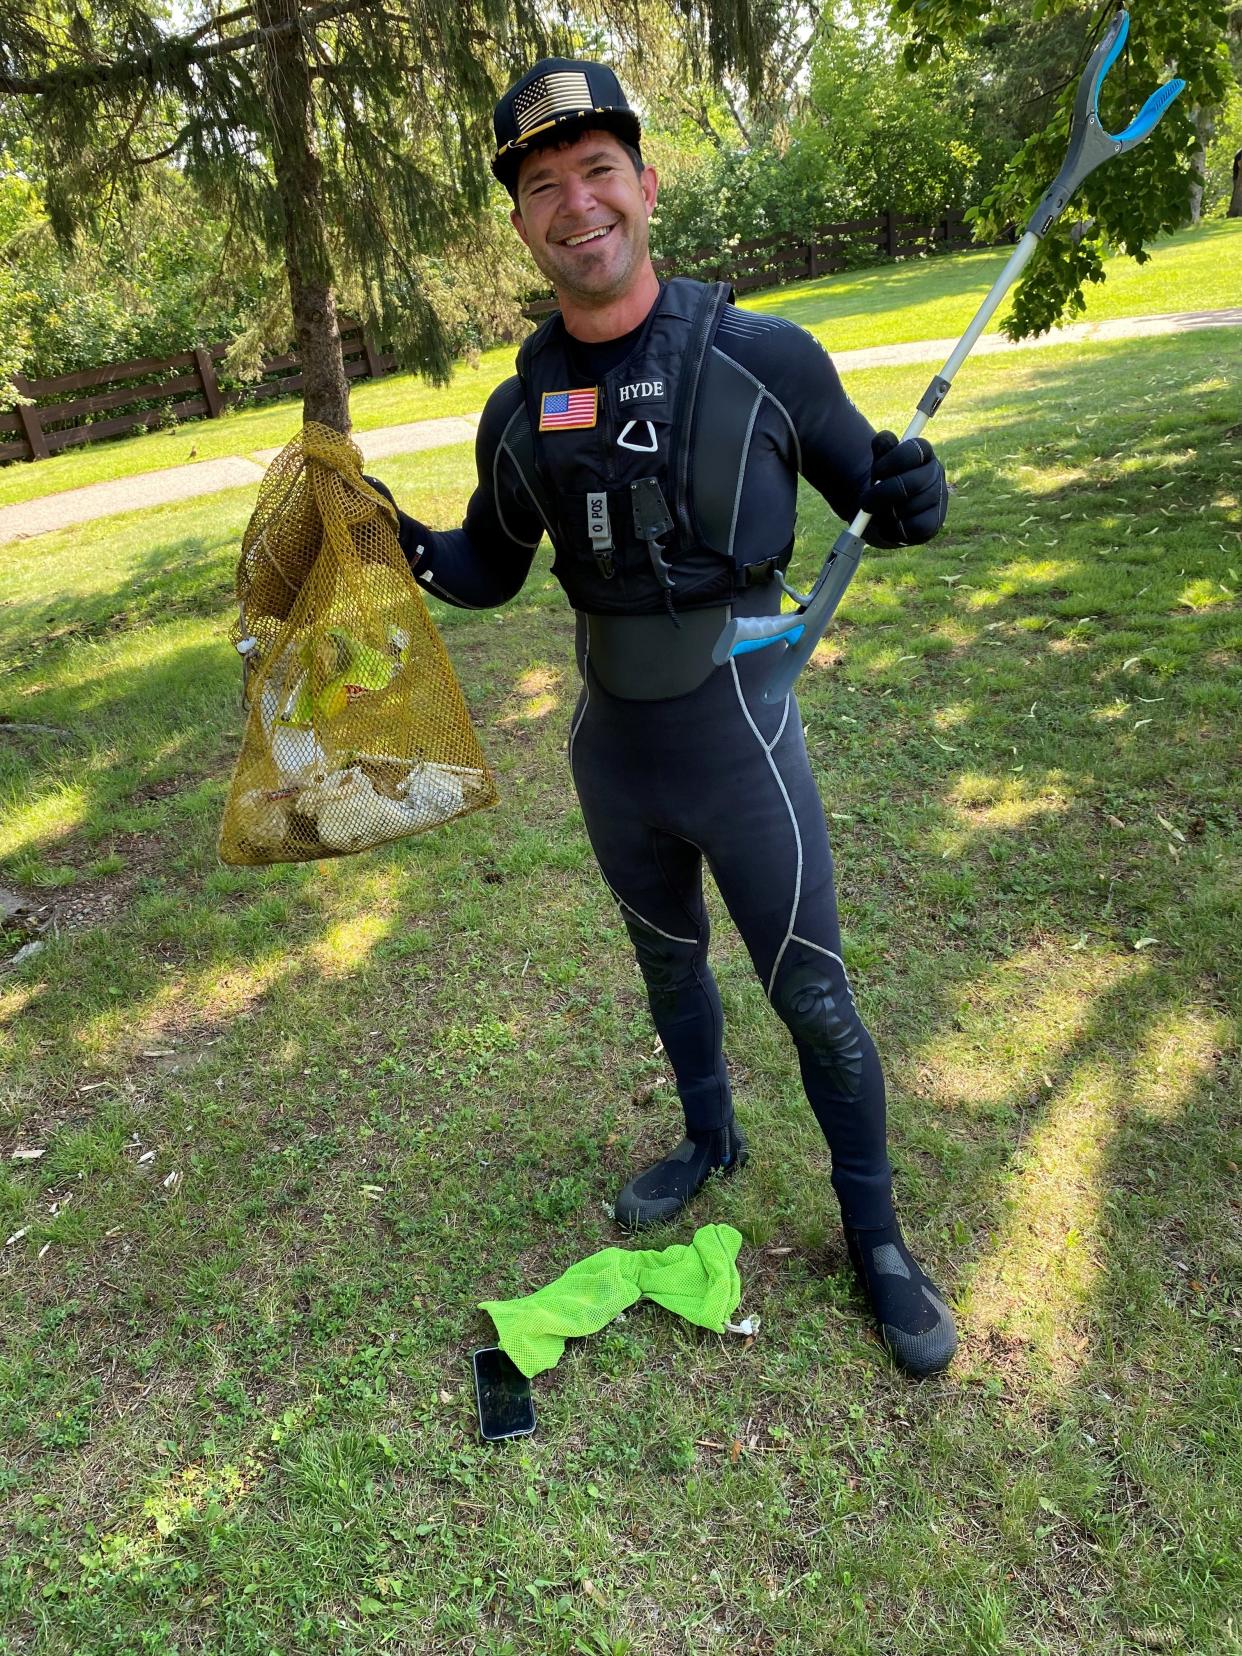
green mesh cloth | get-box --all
[479,1223,744,1379]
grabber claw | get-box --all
[1027,9,1185,237]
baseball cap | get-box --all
[492,58,642,193]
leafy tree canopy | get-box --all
[2,0,1235,407]
[0,0,548,395]
[577,0,830,146]
[890,0,1236,334]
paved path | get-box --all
[833,305,1242,369]
[4,455,268,544]
[248,413,479,466]
[3,308,1238,545]
[0,414,480,546]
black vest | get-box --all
[513,277,785,617]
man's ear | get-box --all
[641,164,659,218]
[510,207,530,246]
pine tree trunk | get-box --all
[1229,151,1242,219]
[255,0,350,432]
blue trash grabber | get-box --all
[712,7,1185,703]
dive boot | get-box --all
[844,1219,958,1377]
[614,1118,749,1230]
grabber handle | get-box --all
[712,611,806,661]
[713,7,1185,705]
[712,522,867,697]
[714,404,938,688]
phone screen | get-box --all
[472,1346,536,1441]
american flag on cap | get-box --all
[513,70,593,138]
[539,387,598,431]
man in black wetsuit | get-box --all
[370,60,957,1377]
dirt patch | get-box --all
[1,823,174,966]
[52,829,167,932]
[1,882,48,932]
[128,777,184,804]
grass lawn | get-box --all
[1,325,1239,1653]
[2,219,1238,515]
[749,217,1242,350]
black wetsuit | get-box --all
[392,300,917,1231]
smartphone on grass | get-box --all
[472,1346,536,1441]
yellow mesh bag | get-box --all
[219,422,498,866]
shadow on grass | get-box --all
[0,528,240,672]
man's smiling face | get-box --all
[511,128,658,307]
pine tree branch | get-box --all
[0,0,379,96]
[184,4,258,46]
[132,124,196,164]
[97,83,155,220]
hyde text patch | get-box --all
[616,379,666,407]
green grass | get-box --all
[1,326,1239,1653]
[3,219,1238,513]
[749,217,1242,350]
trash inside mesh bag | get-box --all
[219,422,497,866]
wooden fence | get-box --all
[0,317,396,465]
[3,207,1001,463]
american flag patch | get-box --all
[514,71,593,137]
[539,387,598,431]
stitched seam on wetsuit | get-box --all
[667,836,726,1121]
[644,834,725,1116]
[729,658,804,998]
[768,695,791,753]
[789,931,850,981]
[717,317,782,336]
[419,570,485,609]
[568,637,591,770]
[569,643,697,946]
[761,387,804,476]
[717,309,796,338]
[711,345,763,392]
[726,387,764,567]
[602,873,698,945]
[710,346,804,476]
[692,949,729,1122]
[496,407,546,549]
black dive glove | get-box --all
[363,474,424,572]
[859,430,948,545]
[363,473,397,511]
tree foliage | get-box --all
[648,3,1013,268]
[805,11,1003,218]
[1,0,544,412]
[2,0,1235,406]
[891,0,1236,335]
[577,0,830,146]
[0,155,267,387]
